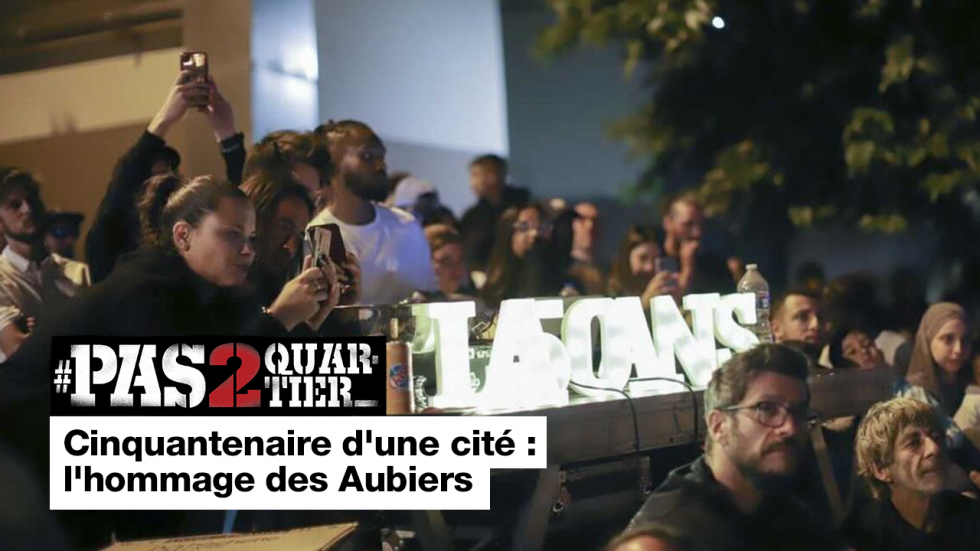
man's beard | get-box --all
[728,424,802,494]
[347,172,388,202]
[735,452,797,494]
[6,229,37,244]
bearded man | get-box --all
[308,120,436,305]
[627,344,840,551]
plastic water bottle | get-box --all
[737,264,774,343]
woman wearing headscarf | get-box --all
[895,302,974,451]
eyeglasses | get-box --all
[721,400,818,428]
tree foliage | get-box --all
[538,0,980,249]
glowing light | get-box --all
[562,298,629,399]
[684,294,722,372]
[414,293,763,411]
[411,302,475,409]
[711,16,725,29]
[479,331,570,411]
[608,297,679,395]
[480,299,569,411]
[651,295,717,387]
[714,293,759,355]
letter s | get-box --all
[163,344,206,408]
[454,472,473,492]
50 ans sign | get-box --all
[410,293,760,411]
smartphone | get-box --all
[179,52,208,83]
[655,256,680,274]
[307,223,348,269]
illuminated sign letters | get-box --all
[411,293,760,410]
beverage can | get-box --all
[386,342,414,414]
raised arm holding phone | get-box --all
[85,54,245,283]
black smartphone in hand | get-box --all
[307,223,347,269]
[179,52,208,83]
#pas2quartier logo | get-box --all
[49,336,385,415]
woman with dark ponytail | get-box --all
[1,174,340,404]
[136,173,339,331]
[0,173,345,547]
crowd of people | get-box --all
[1,70,980,550]
[612,342,980,551]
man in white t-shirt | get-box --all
[309,120,436,305]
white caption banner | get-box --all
[50,416,546,511]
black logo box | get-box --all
[49,336,385,416]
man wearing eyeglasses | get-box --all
[627,344,840,551]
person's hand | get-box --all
[306,259,342,332]
[679,239,700,272]
[640,271,679,306]
[205,77,237,141]
[267,255,329,331]
[337,252,361,305]
[675,240,700,296]
[823,416,857,433]
[148,71,209,138]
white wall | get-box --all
[501,6,647,202]
[251,0,319,138]
[313,0,509,213]
[0,48,182,145]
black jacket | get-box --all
[85,130,246,283]
[0,248,300,548]
[459,185,530,269]
[0,247,287,406]
[843,491,980,551]
[629,457,840,551]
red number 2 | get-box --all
[208,343,261,407]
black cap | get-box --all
[45,210,84,236]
